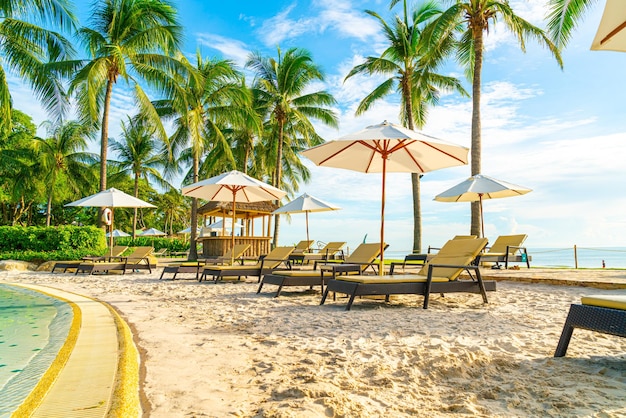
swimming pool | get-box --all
[0,284,73,416]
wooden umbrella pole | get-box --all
[479,194,485,239]
[232,193,236,265]
[109,209,114,257]
[305,211,310,243]
[379,157,387,276]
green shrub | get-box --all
[0,226,106,261]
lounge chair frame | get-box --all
[258,264,361,297]
[160,244,250,280]
[320,263,496,310]
[554,303,626,357]
[199,247,294,283]
[75,246,154,275]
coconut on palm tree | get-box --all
[346,0,467,252]
[430,0,563,236]
[246,46,338,247]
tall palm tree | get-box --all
[69,0,183,195]
[154,53,253,259]
[109,116,172,238]
[246,46,339,246]
[346,0,466,252]
[35,120,97,226]
[546,0,598,48]
[431,0,562,236]
[0,0,76,135]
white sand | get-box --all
[2,269,626,417]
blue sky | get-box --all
[9,0,626,252]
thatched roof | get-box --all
[198,201,278,218]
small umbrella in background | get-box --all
[301,120,468,274]
[139,228,167,237]
[206,219,243,235]
[182,170,287,263]
[591,0,626,52]
[177,226,200,235]
[434,174,532,238]
[272,193,340,243]
[65,187,156,255]
[105,229,130,238]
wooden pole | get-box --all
[574,245,578,269]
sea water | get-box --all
[384,247,626,269]
[0,284,73,416]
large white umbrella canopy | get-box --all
[591,0,626,52]
[301,120,469,274]
[434,174,532,238]
[65,188,156,254]
[181,170,287,261]
[272,193,341,243]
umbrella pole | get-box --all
[305,211,310,243]
[232,193,237,265]
[379,159,387,276]
[109,209,114,257]
[479,194,485,239]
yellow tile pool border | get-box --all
[6,284,141,417]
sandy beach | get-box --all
[2,267,626,417]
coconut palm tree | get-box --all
[430,0,562,236]
[34,120,97,226]
[154,53,254,260]
[246,46,338,246]
[546,0,599,48]
[0,0,76,135]
[109,116,172,238]
[68,0,183,195]
[346,0,466,252]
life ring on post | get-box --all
[102,208,113,226]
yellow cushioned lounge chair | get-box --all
[76,246,154,275]
[200,246,295,283]
[320,237,495,310]
[300,241,346,264]
[159,244,251,280]
[480,234,530,269]
[257,242,386,297]
[554,294,626,357]
[52,245,129,273]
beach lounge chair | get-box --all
[320,237,496,310]
[554,295,626,357]
[159,244,251,280]
[257,242,386,297]
[479,234,530,269]
[153,248,169,257]
[299,241,346,264]
[289,240,315,264]
[199,246,295,283]
[75,246,154,275]
[52,245,129,273]
[427,235,477,254]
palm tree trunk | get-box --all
[188,155,200,260]
[272,119,285,248]
[133,173,139,239]
[403,76,422,253]
[46,193,53,227]
[471,29,484,237]
[99,79,114,228]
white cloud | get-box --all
[196,33,252,67]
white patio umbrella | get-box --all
[181,170,287,262]
[272,193,340,243]
[206,219,243,234]
[106,229,130,238]
[434,174,532,238]
[177,226,200,235]
[139,227,167,237]
[65,188,156,255]
[301,120,468,274]
[591,0,626,52]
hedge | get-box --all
[0,225,107,262]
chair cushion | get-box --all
[336,275,449,284]
[581,295,626,311]
[270,270,320,277]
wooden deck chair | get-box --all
[320,237,496,310]
[480,234,530,269]
[554,295,626,357]
[160,244,251,280]
[75,246,154,275]
[200,246,295,283]
[257,242,386,297]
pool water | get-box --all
[0,284,73,415]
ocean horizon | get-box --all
[382,246,626,269]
